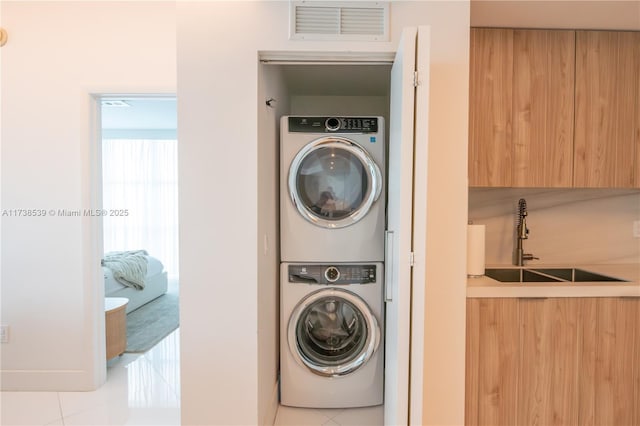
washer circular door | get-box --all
[288,288,380,377]
[288,137,382,229]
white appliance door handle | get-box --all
[385,230,394,302]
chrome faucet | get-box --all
[514,198,538,266]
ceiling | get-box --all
[101,97,177,130]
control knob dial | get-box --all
[324,266,340,282]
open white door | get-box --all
[385,26,430,426]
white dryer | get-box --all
[280,116,385,262]
[280,262,384,408]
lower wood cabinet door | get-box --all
[517,298,580,426]
[466,298,519,426]
[466,297,639,426]
[578,297,640,426]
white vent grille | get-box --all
[296,6,340,35]
[290,1,389,41]
[340,7,385,35]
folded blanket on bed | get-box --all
[102,250,149,290]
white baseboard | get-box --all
[1,369,104,391]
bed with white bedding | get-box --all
[103,251,168,314]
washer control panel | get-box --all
[288,116,379,133]
[288,264,377,285]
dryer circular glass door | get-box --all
[288,288,380,377]
[288,137,382,229]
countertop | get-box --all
[467,263,640,298]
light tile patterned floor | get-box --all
[1,328,383,426]
[275,405,383,426]
[1,329,181,426]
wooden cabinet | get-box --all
[517,298,580,426]
[574,31,640,188]
[469,28,513,187]
[466,297,640,426]
[513,30,575,187]
[469,28,575,187]
[465,298,518,425]
[105,297,128,360]
[470,28,640,188]
[579,297,640,426]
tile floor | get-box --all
[1,328,383,426]
[274,405,383,426]
[1,329,181,426]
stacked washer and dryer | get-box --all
[279,116,386,408]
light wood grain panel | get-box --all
[105,302,127,360]
[593,298,637,425]
[548,299,580,426]
[575,31,640,188]
[467,297,637,426]
[465,299,480,426]
[636,110,640,188]
[513,30,575,188]
[634,298,640,426]
[594,298,618,424]
[518,298,552,426]
[517,298,579,426]
[578,298,597,426]
[469,28,513,187]
[636,51,640,189]
[609,32,639,188]
[477,298,518,426]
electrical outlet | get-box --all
[0,325,9,343]
[634,221,640,238]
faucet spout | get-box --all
[514,198,537,266]
[518,212,528,240]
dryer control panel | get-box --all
[288,116,379,133]
[288,264,377,285]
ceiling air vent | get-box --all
[290,1,389,41]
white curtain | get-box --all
[102,138,179,277]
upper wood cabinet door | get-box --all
[469,28,575,187]
[512,30,575,187]
[469,28,514,187]
[574,31,640,188]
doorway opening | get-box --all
[100,95,180,362]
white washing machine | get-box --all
[280,116,385,262]
[280,262,384,408]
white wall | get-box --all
[257,64,289,426]
[0,1,176,390]
[417,3,469,425]
[176,2,469,425]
